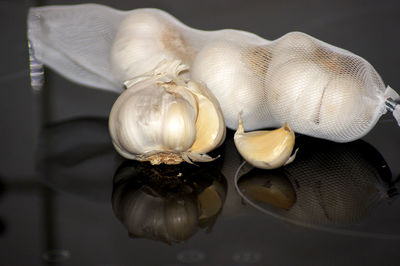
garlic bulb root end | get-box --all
[143,152,185,165]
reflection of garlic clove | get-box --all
[234,114,297,169]
[238,171,296,210]
[109,60,225,164]
[197,185,223,221]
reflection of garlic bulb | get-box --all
[112,160,227,244]
[113,189,199,243]
[109,60,225,164]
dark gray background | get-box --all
[1,1,400,265]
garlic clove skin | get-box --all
[109,60,226,164]
[109,82,197,164]
[234,114,297,169]
[191,39,274,131]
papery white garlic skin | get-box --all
[234,115,296,169]
[192,37,275,130]
[265,46,382,142]
[111,9,199,83]
[109,83,197,159]
[109,60,226,164]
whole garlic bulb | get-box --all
[109,60,225,164]
[192,39,275,130]
[111,8,206,83]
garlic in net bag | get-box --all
[27,4,400,143]
[193,31,400,142]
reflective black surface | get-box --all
[236,137,400,238]
[2,0,400,265]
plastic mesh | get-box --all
[193,32,388,142]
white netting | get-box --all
[28,5,399,142]
[192,32,390,142]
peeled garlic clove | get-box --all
[109,60,226,164]
[186,81,226,154]
[234,114,297,169]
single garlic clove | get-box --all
[234,114,297,169]
[187,81,226,155]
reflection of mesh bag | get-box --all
[28,5,400,142]
[236,138,392,226]
[283,139,389,225]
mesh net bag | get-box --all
[28,4,400,142]
[192,32,399,142]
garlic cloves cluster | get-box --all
[234,114,297,169]
[109,60,225,164]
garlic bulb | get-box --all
[111,9,199,83]
[109,60,225,164]
[192,39,275,130]
[234,114,297,169]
